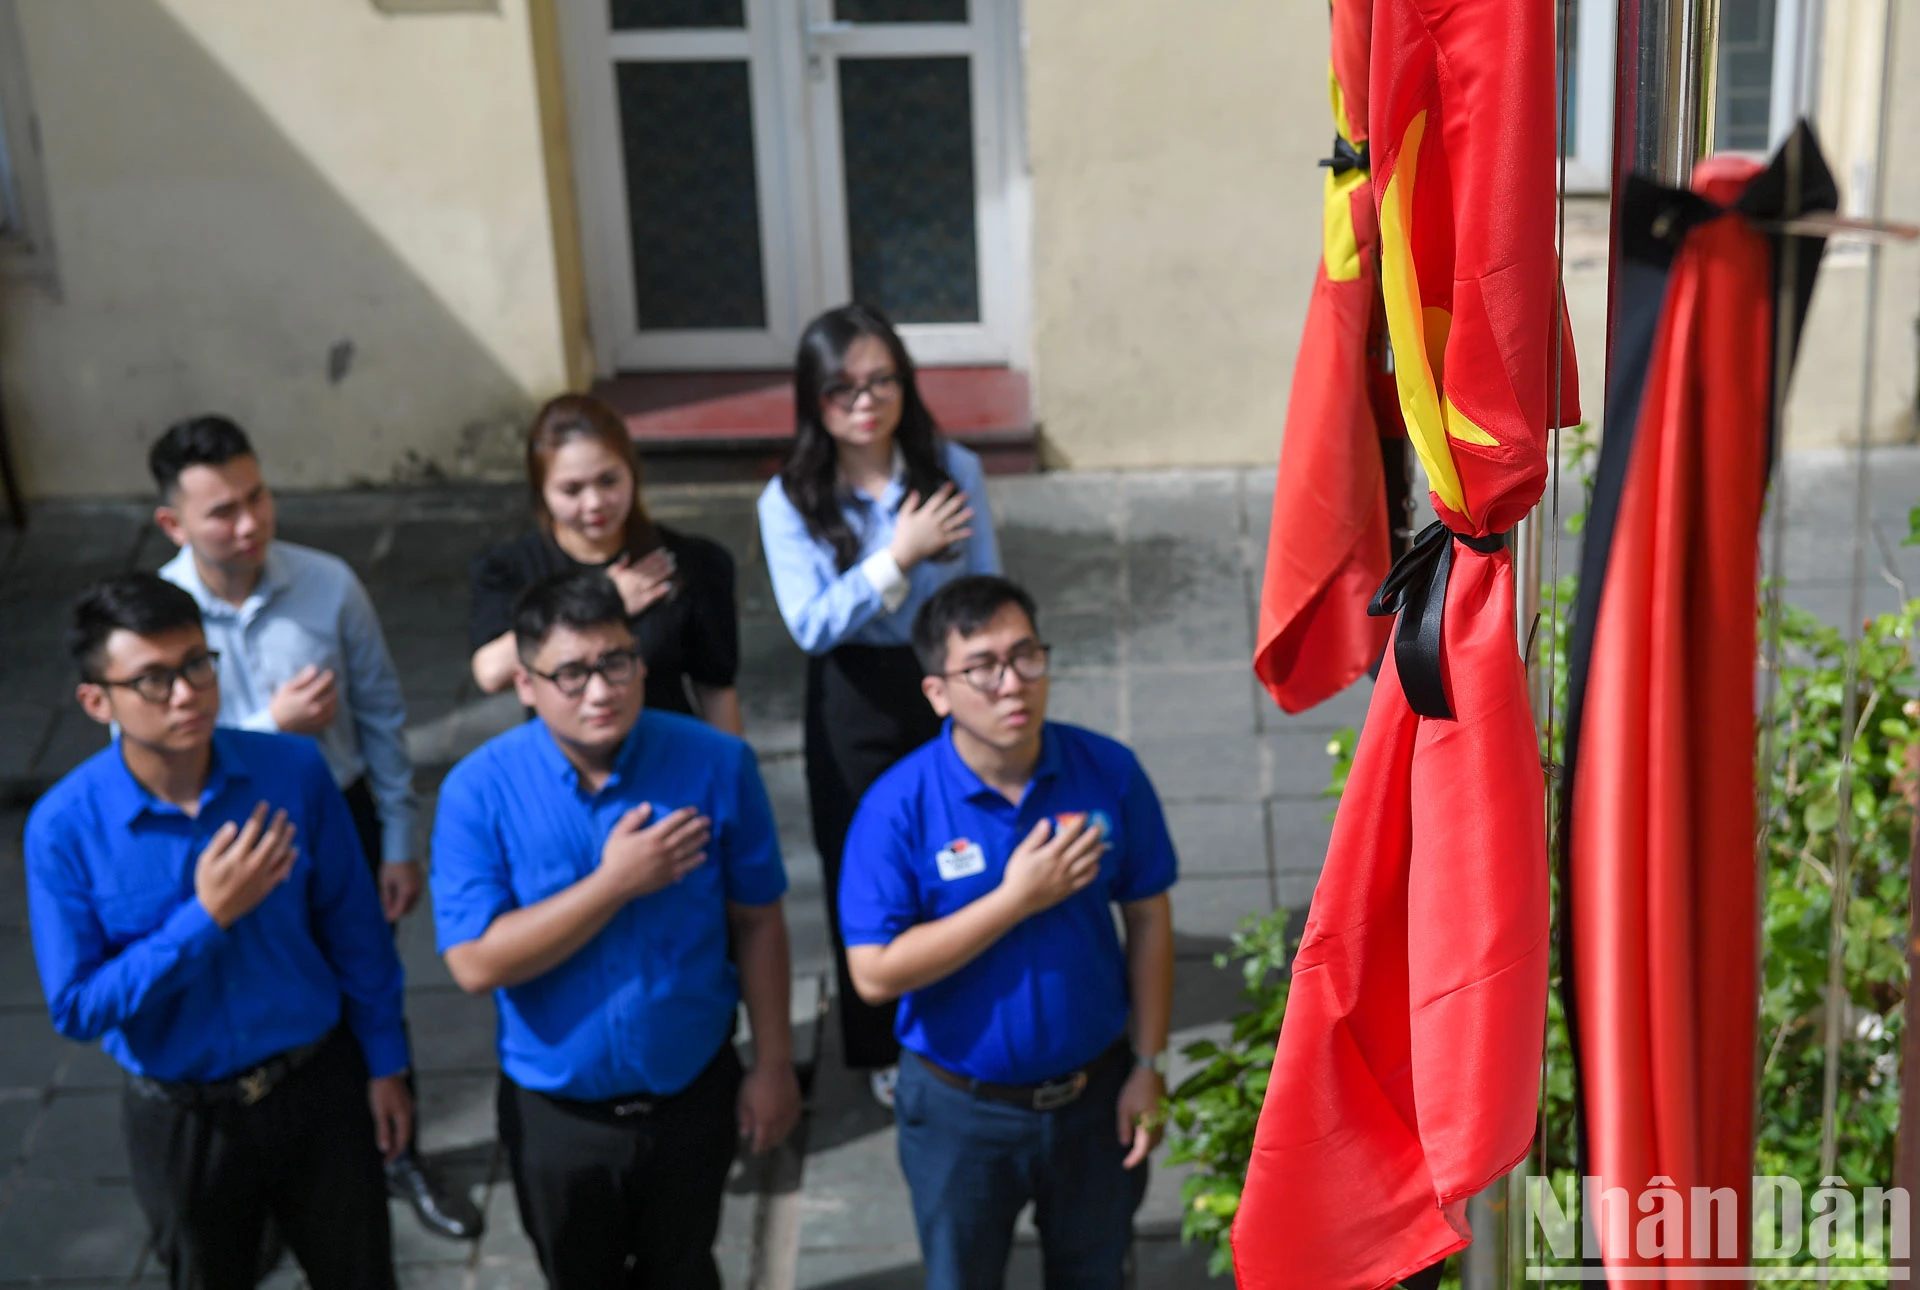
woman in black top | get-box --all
[468,393,742,733]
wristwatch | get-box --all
[1135,1050,1168,1076]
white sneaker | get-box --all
[869,1065,899,1110]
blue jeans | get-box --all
[894,1049,1147,1290]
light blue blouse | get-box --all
[757,440,1002,654]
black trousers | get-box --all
[498,1044,743,1290]
[804,644,942,1070]
[123,1028,396,1290]
[342,775,419,1152]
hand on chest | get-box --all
[506,797,718,904]
[920,807,1119,909]
[97,820,312,942]
[223,617,343,693]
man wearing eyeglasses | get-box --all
[23,573,410,1288]
[838,574,1178,1290]
[428,570,799,1290]
[145,415,481,1240]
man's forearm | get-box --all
[730,902,793,1064]
[355,718,419,864]
[1122,894,1174,1056]
[445,869,626,992]
[849,887,1028,1003]
[43,898,226,1043]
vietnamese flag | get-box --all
[1252,0,1403,715]
[1234,0,1576,1286]
[1561,132,1835,1285]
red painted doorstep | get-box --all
[595,368,1033,443]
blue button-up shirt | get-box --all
[430,709,788,1100]
[757,440,1002,654]
[159,541,417,862]
[840,721,1179,1085]
[24,730,410,1083]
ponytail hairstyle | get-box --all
[525,393,661,560]
[780,303,952,571]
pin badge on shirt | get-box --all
[1054,811,1111,840]
[935,837,988,881]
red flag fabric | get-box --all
[1253,0,1401,714]
[1235,0,1574,1285]
[1560,136,1835,1284]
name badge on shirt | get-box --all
[935,837,988,882]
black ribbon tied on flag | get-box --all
[1367,520,1509,721]
[1318,136,1370,176]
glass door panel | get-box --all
[838,56,979,323]
[834,0,968,22]
[805,0,1015,364]
[611,0,745,30]
[562,0,803,370]
[617,61,767,330]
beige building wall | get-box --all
[1783,0,1918,448]
[1025,0,1329,469]
[1,0,572,498]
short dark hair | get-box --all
[511,570,630,661]
[69,573,203,681]
[148,415,256,497]
[912,575,1041,675]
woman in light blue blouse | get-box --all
[758,304,1001,1104]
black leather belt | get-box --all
[528,1042,738,1124]
[127,1033,331,1108]
[539,1088,664,1124]
[914,1039,1130,1112]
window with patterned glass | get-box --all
[1715,0,1779,152]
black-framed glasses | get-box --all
[94,652,221,704]
[946,645,1051,695]
[822,372,901,411]
[530,648,642,698]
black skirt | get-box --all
[804,643,942,1070]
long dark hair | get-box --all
[525,393,661,560]
[779,303,952,571]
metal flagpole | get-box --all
[1604,0,1721,370]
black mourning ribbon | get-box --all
[1319,136,1370,176]
[1366,520,1509,720]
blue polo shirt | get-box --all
[24,730,409,1083]
[430,709,787,1100]
[839,721,1178,1085]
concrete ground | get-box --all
[0,451,1915,1288]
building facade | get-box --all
[0,0,1913,498]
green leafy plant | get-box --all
[1160,909,1298,1278]
[1752,598,1916,1187]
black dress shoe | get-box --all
[386,1150,485,1241]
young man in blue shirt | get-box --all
[430,570,800,1290]
[24,573,411,1289]
[147,414,479,1240]
[841,575,1178,1290]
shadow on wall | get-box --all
[0,0,538,499]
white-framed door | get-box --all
[560,0,809,370]
[558,0,1026,372]
[799,0,1018,365]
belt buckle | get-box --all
[1031,1072,1086,1112]
[612,1098,654,1118]
[237,1069,273,1106]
